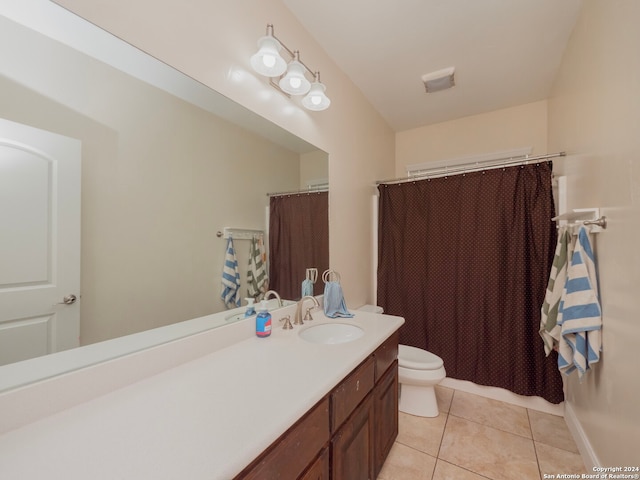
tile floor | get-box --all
[378,386,587,480]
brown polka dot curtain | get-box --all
[269,192,329,301]
[377,162,564,404]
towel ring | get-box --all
[306,268,318,283]
[322,269,341,283]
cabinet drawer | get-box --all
[330,356,375,431]
[238,397,330,480]
[374,330,399,382]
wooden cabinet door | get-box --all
[237,398,329,480]
[331,395,375,480]
[374,360,399,477]
[299,448,329,480]
[331,356,375,432]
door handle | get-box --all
[56,294,77,305]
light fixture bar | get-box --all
[251,24,330,111]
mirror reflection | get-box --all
[0,9,328,372]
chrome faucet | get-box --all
[294,296,320,326]
[263,290,283,308]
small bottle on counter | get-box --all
[244,298,256,317]
[255,300,272,338]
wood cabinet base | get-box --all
[236,331,399,480]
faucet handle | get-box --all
[304,307,314,322]
[279,315,293,329]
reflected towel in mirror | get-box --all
[221,237,241,309]
[247,236,268,299]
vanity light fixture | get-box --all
[251,24,330,111]
[250,25,287,77]
[279,51,311,95]
[302,72,331,111]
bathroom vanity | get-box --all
[0,306,403,480]
[236,331,399,479]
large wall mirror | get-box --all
[0,2,328,389]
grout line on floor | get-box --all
[445,410,535,441]
[435,389,454,459]
[436,458,495,480]
[528,408,544,480]
[394,438,437,459]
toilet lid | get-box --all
[399,345,444,370]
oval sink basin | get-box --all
[299,323,364,345]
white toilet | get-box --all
[357,305,446,418]
[398,344,446,417]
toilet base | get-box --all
[399,384,439,417]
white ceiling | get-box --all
[283,0,584,132]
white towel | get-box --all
[247,236,268,299]
[221,237,241,309]
[540,227,572,355]
[557,226,602,379]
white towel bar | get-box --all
[552,208,606,232]
[216,227,264,239]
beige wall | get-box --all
[300,149,329,189]
[547,0,640,466]
[1,17,303,344]
[11,0,639,465]
[54,0,396,309]
[396,100,548,176]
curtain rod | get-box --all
[267,187,328,197]
[376,151,566,185]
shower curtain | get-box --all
[269,192,329,301]
[377,162,564,404]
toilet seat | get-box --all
[399,345,444,370]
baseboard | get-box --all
[564,401,600,469]
[439,377,564,416]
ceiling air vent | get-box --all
[422,67,455,93]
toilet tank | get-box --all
[357,305,384,314]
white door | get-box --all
[0,118,81,366]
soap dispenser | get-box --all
[244,298,256,317]
[255,300,272,338]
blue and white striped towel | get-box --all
[540,227,572,355]
[557,226,602,379]
[221,237,241,309]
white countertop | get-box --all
[0,309,403,479]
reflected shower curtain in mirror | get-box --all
[269,192,329,301]
[377,162,564,404]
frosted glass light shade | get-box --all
[278,60,311,95]
[250,36,287,77]
[302,81,330,111]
